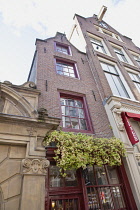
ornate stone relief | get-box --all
[27,127,37,136]
[135,153,140,166]
[135,153,140,161]
[112,102,125,131]
[22,158,50,175]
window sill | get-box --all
[62,127,93,134]
[57,74,80,80]
[109,95,139,103]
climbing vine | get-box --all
[44,130,126,176]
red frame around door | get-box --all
[45,147,137,210]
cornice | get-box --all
[0,113,61,129]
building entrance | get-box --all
[45,149,137,210]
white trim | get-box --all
[98,57,135,100]
[94,25,122,42]
[87,32,111,56]
[110,42,133,65]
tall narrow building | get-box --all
[0,6,140,210]
[27,7,140,210]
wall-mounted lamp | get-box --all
[51,201,55,208]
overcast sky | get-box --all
[0,0,140,85]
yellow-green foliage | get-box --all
[44,131,126,176]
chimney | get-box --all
[97,6,107,21]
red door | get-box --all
[45,149,137,210]
[49,194,84,210]
[45,163,86,210]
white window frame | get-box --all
[129,51,140,67]
[98,57,135,100]
[94,25,122,41]
[87,32,110,56]
[126,67,140,93]
[111,43,133,65]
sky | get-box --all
[0,0,140,85]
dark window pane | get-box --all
[67,99,75,106]
[94,166,108,185]
[100,62,109,72]
[108,65,117,74]
[76,100,83,108]
[112,75,129,97]
[102,62,129,98]
[69,107,78,117]
[56,65,63,71]
[105,73,120,96]
[79,108,84,118]
[107,166,119,184]
[79,119,87,130]
[65,169,78,186]
[85,166,96,185]
[56,44,69,55]
[71,118,79,129]
[56,61,76,78]
[49,165,64,187]
[61,97,88,130]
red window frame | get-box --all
[55,59,78,78]
[55,42,71,55]
[59,93,93,133]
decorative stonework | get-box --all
[27,127,37,136]
[112,103,125,131]
[37,108,48,120]
[22,158,50,175]
[135,153,140,162]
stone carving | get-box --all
[135,153,140,161]
[27,127,37,136]
[38,108,48,120]
[113,102,125,131]
[22,158,50,175]
[135,153,140,166]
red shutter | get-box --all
[121,112,139,145]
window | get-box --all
[56,60,78,78]
[84,165,126,209]
[113,47,128,63]
[114,34,120,40]
[102,30,112,37]
[56,43,70,55]
[90,37,106,54]
[49,164,78,188]
[60,95,89,131]
[99,21,108,28]
[128,72,140,92]
[100,62,129,98]
[94,25,122,41]
[133,55,140,66]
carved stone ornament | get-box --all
[27,127,37,136]
[112,102,125,131]
[135,153,140,162]
[37,108,48,120]
[22,158,50,175]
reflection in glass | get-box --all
[84,165,126,209]
[51,199,78,210]
[61,97,88,130]
[94,166,108,185]
[50,165,77,188]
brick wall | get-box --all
[35,33,113,138]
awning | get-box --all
[125,112,140,122]
[121,112,139,145]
